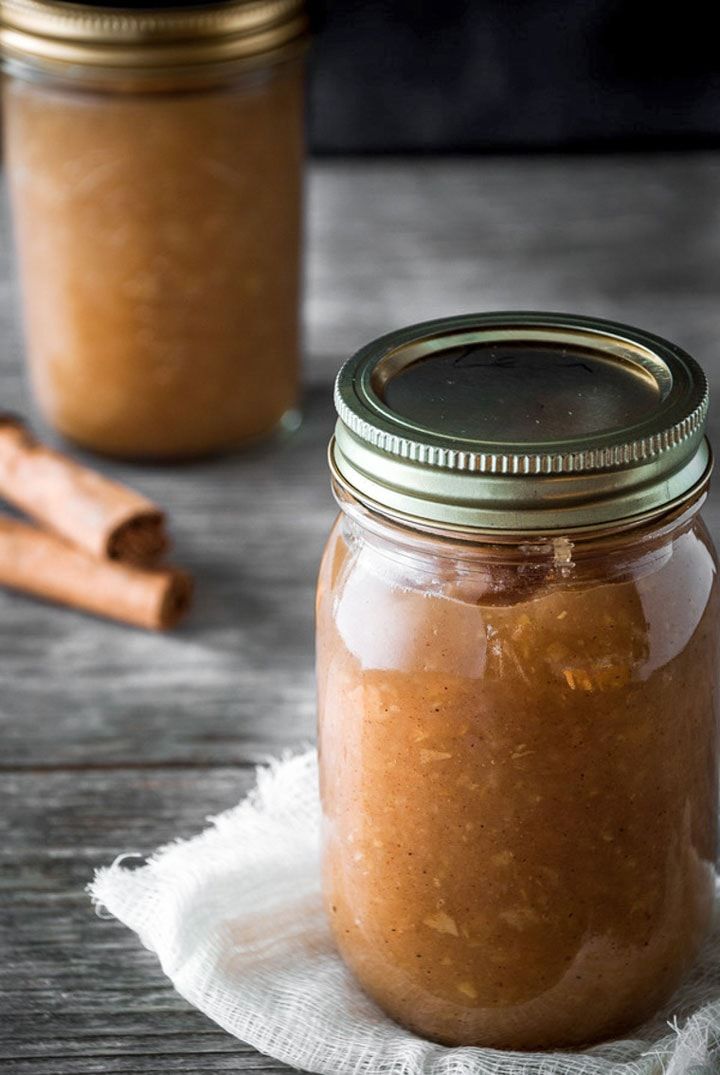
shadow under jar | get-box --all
[1,0,307,458]
[316,312,719,1050]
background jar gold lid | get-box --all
[331,311,711,534]
[0,0,308,84]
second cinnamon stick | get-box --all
[0,515,192,630]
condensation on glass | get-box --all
[1,0,307,458]
[317,313,719,1049]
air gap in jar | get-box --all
[317,312,718,1049]
[1,0,308,458]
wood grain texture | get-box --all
[2,156,720,1070]
[1,769,280,1073]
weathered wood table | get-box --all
[3,156,720,1071]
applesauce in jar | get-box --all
[317,312,718,1049]
[1,0,307,458]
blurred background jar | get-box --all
[1,0,308,459]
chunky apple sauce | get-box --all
[317,495,718,1048]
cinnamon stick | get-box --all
[0,416,168,564]
[0,515,192,630]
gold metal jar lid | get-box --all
[331,312,712,534]
[0,0,308,84]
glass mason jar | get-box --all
[1,0,307,458]
[317,312,719,1049]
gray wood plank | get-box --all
[305,156,720,380]
[0,767,291,1071]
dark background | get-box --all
[60,0,720,153]
[308,0,720,153]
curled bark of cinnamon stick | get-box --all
[0,416,168,564]
[0,515,192,630]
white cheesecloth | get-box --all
[89,751,720,1075]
